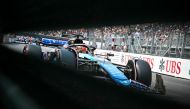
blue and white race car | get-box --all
[22,34,155,93]
[59,40,153,92]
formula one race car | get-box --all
[58,40,152,92]
[22,35,153,92]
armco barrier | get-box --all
[94,49,190,80]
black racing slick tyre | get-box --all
[23,44,42,60]
[126,60,136,81]
[60,47,77,69]
[135,59,152,86]
[127,59,152,86]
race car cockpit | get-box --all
[69,44,90,54]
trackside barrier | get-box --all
[94,49,190,80]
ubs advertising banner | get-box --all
[94,49,190,80]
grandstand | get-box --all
[85,23,190,59]
[7,22,190,59]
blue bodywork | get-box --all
[79,53,150,91]
[79,53,131,86]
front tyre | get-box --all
[135,59,152,86]
[127,59,152,86]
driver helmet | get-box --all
[81,46,87,53]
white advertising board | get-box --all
[94,49,190,80]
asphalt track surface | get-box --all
[2,43,190,106]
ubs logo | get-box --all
[159,58,165,72]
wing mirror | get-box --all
[89,46,96,51]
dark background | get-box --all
[2,0,190,33]
[1,0,190,109]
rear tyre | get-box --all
[23,44,42,60]
[60,47,77,69]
